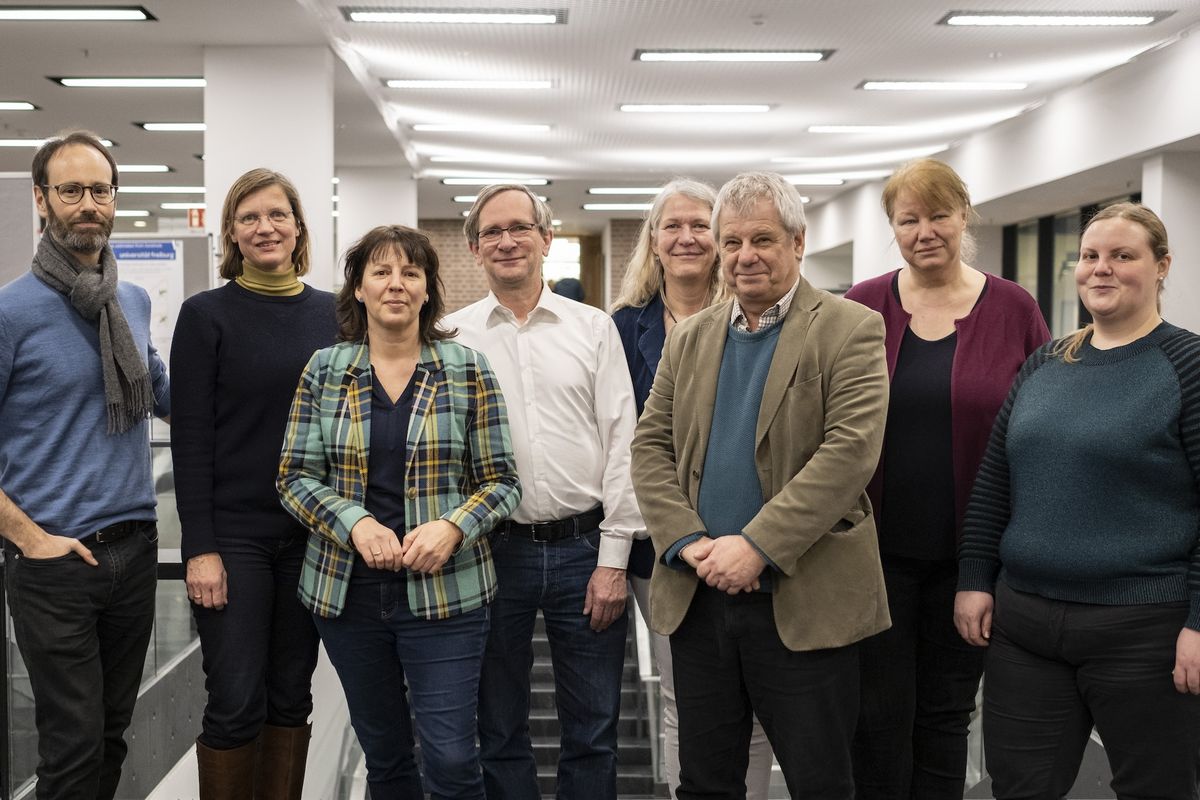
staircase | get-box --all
[529,612,666,799]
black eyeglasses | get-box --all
[42,183,117,205]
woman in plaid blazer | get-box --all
[278,225,520,800]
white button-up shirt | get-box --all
[444,286,644,569]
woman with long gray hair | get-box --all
[611,178,774,798]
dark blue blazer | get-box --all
[611,293,666,417]
[611,294,667,577]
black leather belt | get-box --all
[499,507,604,543]
[79,519,152,548]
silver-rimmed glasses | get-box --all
[478,222,538,243]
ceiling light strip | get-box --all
[583,203,653,212]
[52,77,206,88]
[588,187,662,195]
[773,145,950,167]
[344,8,564,24]
[454,194,548,203]
[0,6,154,21]
[635,49,828,62]
[138,122,206,131]
[0,101,37,110]
[860,80,1026,91]
[413,123,550,132]
[387,79,551,89]
[941,12,1159,27]
[619,104,770,113]
[441,177,549,186]
[0,136,114,147]
[428,154,548,164]
[120,185,205,194]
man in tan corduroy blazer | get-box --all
[631,171,890,799]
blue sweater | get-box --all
[0,271,170,539]
[959,322,1200,630]
[664,324,781,587]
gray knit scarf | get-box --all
[30,234,153,434]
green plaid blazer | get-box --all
[278,339,520,619]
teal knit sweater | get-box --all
[959,322,1200,630]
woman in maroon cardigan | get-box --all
[844,158,1048,800]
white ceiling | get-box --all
[2,0,1198,234]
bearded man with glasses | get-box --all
[0,130,170,799]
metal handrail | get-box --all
[629,594,662,785]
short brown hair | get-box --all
[217,168,311,280]
[32,130,118,188]
[336,225,455,344]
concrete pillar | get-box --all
[850,182,899,285]
[1142,153,1200,332]
[203,46,335,289]
[335,166,418,272]
[0,173,37,286]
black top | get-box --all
[881,325,958,560]
[171,281,337,561]
[353,372,417,582]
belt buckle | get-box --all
[529,523,555,543]
[94,520,134,543]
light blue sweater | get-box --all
[0,271,170,539]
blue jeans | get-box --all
[192,533,319,749]
[314,578,490,800]
[477,527,628,800]
[4,523,158,800]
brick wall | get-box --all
[418,218,489,313]
[420,217,646,314]
[607,218,642,307]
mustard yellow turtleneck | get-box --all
[235,261,304,296]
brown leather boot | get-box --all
[255,723,311,800]
[196,738,257,799]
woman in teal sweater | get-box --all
[955,203,1200,798]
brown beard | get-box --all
[45,203,113,257]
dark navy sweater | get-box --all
[170,281,337,561]
[959,322,1200,630]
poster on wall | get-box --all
[112,239,185,441]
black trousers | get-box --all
[192,533,320,749]
[853,555,985,800]
[985,580,1200,800]
[5,524,158,800]
[671,586,859,800]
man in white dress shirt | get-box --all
[445,184,643,800]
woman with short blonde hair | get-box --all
[845,158,1048,799]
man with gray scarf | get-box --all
[0,130,170,799]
